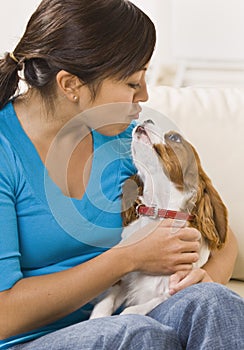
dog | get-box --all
[90,119,228,318]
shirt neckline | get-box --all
[3,102,134,206]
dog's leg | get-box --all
[90,283,125,319]
[120,294,170,316]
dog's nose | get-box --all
[144,119,154,125]
[136,125,147,135]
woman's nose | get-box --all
[134,81,149,103]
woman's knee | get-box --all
[96,315,181,349]
[148,282,244,324]
[148,283,244,349]
[184,282,242,307]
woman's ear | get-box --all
[56,70,83,102]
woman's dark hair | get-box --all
[0,0,156,110]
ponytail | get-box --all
[0,52,23,110]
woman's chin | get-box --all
[96,122,131,136]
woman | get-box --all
[0,0,243,349]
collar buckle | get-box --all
[151,205,158,219]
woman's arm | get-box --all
[0,220,200,340]
[0,246,132,340]
[203,227,238,284]
[169,227,238,294]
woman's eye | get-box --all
[128,83,141,90]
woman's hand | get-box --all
[120,219,201,275]
[167,226,238,295]
[169,268,214,295]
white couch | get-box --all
[142,86,244,297]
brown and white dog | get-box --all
[90,120,228,318]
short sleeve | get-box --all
[0,138,23,291]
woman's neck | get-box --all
[14,91,77,139]
[13,91,93,199]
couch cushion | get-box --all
[142,86,244,280]
[227,280,244,298]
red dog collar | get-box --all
[136,204,194,221]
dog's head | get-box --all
[132,120,199,193]
[122,120,228,249]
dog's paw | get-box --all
[89,311,107,319]
[90,307,112,319]
[89,303,114,319]
[120,305,147,316]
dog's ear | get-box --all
[121,174,143,227]
[193,164,228,250]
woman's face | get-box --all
[77,66,149,135]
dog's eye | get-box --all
[168,133,182,143]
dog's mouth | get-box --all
[134,124,153,146]
[135,125,147,136]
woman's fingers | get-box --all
[175,252,199,265]
[177,227,201,242]
[168,268,214,295]
[169,270,189,286]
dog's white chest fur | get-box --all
[120,217,171,306]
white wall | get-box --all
[0,1,174,65]
[131,0,244,63]
[131,0,244,87]
[2,0,244,63]
[1,0,243,86]
[172,0,244,61]
[130,0,172,84]
[130,0,172,62]
[0,1,40,55]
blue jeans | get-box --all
[11,283,244,350]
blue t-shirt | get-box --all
[0,102,137,349]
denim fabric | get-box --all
[148,282,244,350]
[10,283,244,350]
[10,315,181,350]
